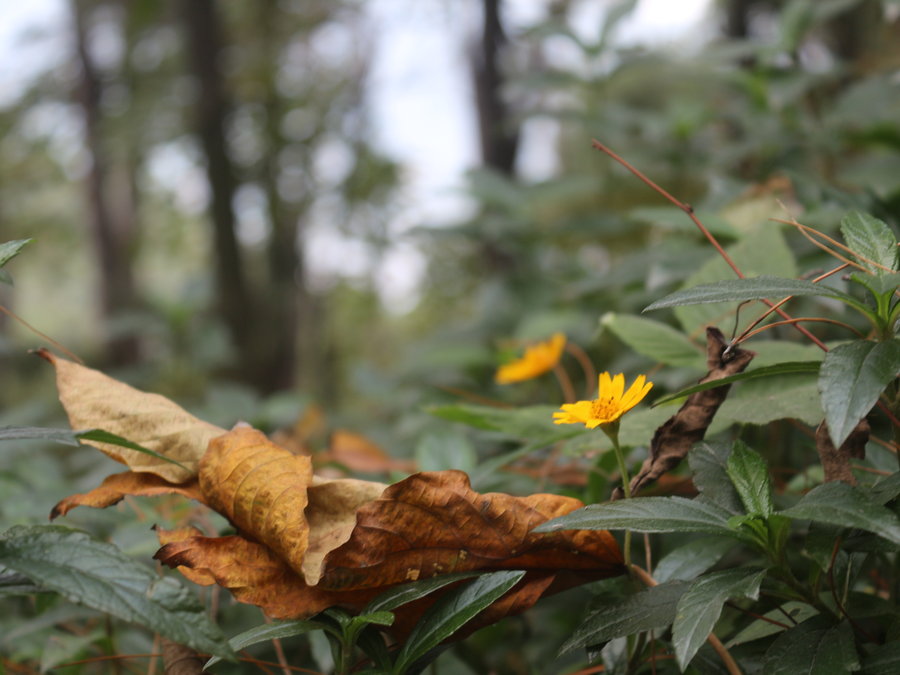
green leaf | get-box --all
[600,313,704,368]
[861,641,900,675]
[870,471,900,505]
[716,370,824,427]
[763,617,859,674]
[669,227,797,334]
[0,239,32,283]
[645,275,860,312]
[653,537,736,584]
[415,432,477,473]
[819,340,900,447]
[428,404,585,444]
[0,571,46,596]
[652,361,822,406]
[393,570,525,674]
[726,442,773,516]
[534,496,751,540]
[76,429,191,472]
[726,601,818,647]
[559,580,689,654]
[688,442,743,514]
[205,619,329,668]
[840,211,898,275]
[0,525,233,660]
[365,572,480,614]
[0,426,81,445]
[778,482,900,545]
[672,567,766,670]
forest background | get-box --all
[2,0,900,673]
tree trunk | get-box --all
[257,0,301,392]
[72,0,139,365]
[181,0,255,383]
[472,0,519,175]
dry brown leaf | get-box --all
[618,327,755,498]
[199,427,315,580]
[154,526,375,618]
[815,417,869,485]
[37,349,225,482]
[319,470,624,591]
[50,471,204,519]
[324,429,416,474]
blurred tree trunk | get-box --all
[181,0,257,385]
[472,0,519,175]
[72,0,139,365]
[257,0,301,392]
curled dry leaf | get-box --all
[50,472,203,520]
[45,360,626,637]
[618,327,755,498]
[319,470,624,591]
[38,349,225,482]
[815,417,869,485]
[154,526,372,617]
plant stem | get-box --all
[604,423,631,569]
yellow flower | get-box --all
[495,333,567,384]
[553,372,652,429]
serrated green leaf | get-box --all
[393,570,525,674]
[840,211,898,275]
[645,276,859,312]
[779,482,900,545]
[0,239,32,269]
[726,601,818,647]
[861,641,900,675]
[534,496,751,540]
[205,619,328,668]
[652,361,822,406]
[726,442,773,516]
[716,370,823,426]
[668,228,798,334]
[653,537,736,584]
[870,471,900,505]
[688,442,744,514]
[819,340,900,447]
[365,572,480,614]
[559,580,689,654]
[0,525,233,660]
[673,567,766,670]
[600,313,704,367]
[763,617,859,674]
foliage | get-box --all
[3,0,900,673]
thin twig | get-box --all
[0,304,82,363]
[591,139,828,352]
[565,340,597,398]
[554,362,577,403]
[732,264,850,345]
[738,317,864,342]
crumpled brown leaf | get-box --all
[38,349,224,482]
[46,359,625,634]
[815,417,869,485]
[50,472,203,520]
[319,470,623,591]
[618,327,755,498]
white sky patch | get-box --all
[0,0,67,108]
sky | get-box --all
[0,0,713,312]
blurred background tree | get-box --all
[2,0,900,672]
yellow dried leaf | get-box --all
[39,349,224,482]
[199,427,315,581]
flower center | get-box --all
[590,397,617,420]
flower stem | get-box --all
[604,423,632,569]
